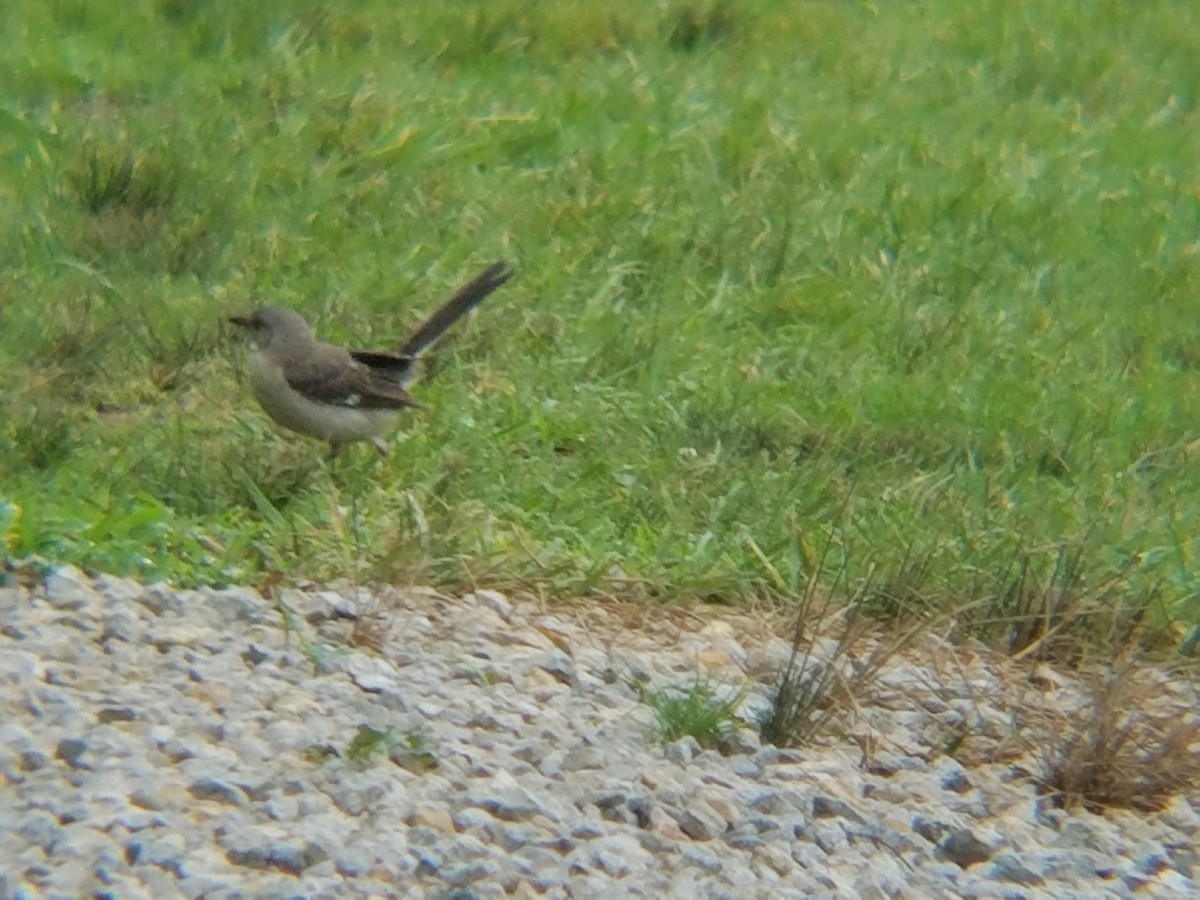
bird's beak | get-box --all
[228,314,254,328]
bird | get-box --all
[229,260,514,456]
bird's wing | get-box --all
[285,343,419,411]
[348,349,417,386]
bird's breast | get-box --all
[246,352,396,442]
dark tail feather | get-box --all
[398,260,514,357]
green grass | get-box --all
[639,675,747,749]
[2,1,1199,646]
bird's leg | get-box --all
[370,437,389,458]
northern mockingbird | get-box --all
[230,260,513,456]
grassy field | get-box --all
[2,1,1199,649]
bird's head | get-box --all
[229,307,313,349]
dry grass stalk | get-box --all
[758,530,935,748]
[1035,665,1200,813]
[348,588,399,652]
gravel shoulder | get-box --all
[2,566,1198,898]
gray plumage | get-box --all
[230,261,513,455]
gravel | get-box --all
[1,565,1197,898]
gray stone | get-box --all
[113,810,168,832]
[43,566,95,610]
[94,574,148,604]
[270,840,329,875]
[746,789,799,816]
[98,605,143,643]
[1166,843,1199,879]
[157,737,195,764]
[728,757,761,779]
[41,859,93,896]
[1148,869,1197,895]
[937,828,994,869]
[451,807,503,844]
[811,793,862,822]
[16,810,62,851]
[470,786,544,822]
[528,650,575,684]
[913,814,950,844]
[989,850,1046,886]
[474,590,514,621]
[567,833,650,878]
[128,832,187,876]
[1044,848,1119,880]
[96,706,137,724]
[750,746,806,767]
[225,845,272,870]
[680,843,724,874]
[242,644,271,667]
[807,821,850,855]
[1,650,46,685]
[441,860,501,888]
[207,587,271,624]
[335,845,374,877]
[724,823,762,851]
[55,737,90,769]
[592,790,627,821]
[623,795,650,829]
[570,820,605,840]
[140,582,187,616]
[678,801,727,841]
[934,758,973,794]
[20,749,50,772]
[665,735,703,765]
[717,728,761,756]
[514,844,563,879]
[561,747,606,772]
[188,778,246,806]
[864,753,912,776]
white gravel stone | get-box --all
[1,566,1197,897]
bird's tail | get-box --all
[398,260,514,357]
